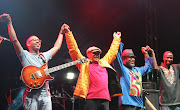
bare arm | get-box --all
[147,46,158,69]
[141,46,150,58]
[0,13,23,56]
[49,25,64,57]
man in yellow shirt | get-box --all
[62,24,122,110]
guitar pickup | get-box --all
[44,69,50,76]
[30,74,35,79]
[35,71,42,79]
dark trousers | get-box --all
[120,104,142,110]
[84,99,109,110]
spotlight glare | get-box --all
[67,72,75,79]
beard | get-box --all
[126,62,135,69]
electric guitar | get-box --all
[21,58,88,89]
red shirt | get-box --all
[86,63,110,101]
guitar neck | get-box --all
[47,60,78,73]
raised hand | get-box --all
[146,46,155,57]
[0,13,12,23]
[141,45,155,58]
[61,23,70,34]
[141,46,148,55]
[60,24,65,34]
[113,32,121,38]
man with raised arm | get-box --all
[62,24,122,110]
[0,13,64,110]
[113,43,157,110]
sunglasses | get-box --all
[127,56,136,58]
[93,51,100,55]
[29,38,42,43]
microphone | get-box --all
[0,35,10,42]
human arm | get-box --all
[147,46,158,70]
[0,13,23,55]
[101,32,121,64]
[140,46,158,75]
[141,45,158,69]
[112,42,124,76]
[49,25,64,57]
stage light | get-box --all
[67,72,75,79]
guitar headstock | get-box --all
[77,58,88,64]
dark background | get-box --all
[0,0,180,109]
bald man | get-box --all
[0,13,64,110]
[156,51,180,110]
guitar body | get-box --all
[21,64,54,89]
[20,58,88,89]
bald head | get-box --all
[163,51,173,57]
[26,35,38,47]
[163,51,173,60]
[163,51,173,66]
[26,35,41,53]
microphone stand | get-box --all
[61,84,66,110]
[61,84,76,110]
[62,89,75,110]
[71,96,75,110]
[71,86,76,110]
[62,87,66,110]
[0,35,10,42]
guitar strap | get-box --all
[39,53,47,64]
[39,53,50,92]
